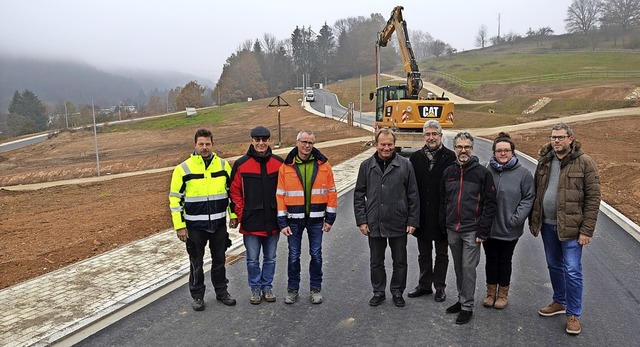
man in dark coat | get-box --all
[354,128,420,308]
[408,120,456,303]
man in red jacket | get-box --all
[230,126,284,305]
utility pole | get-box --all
[359,75,362,127]
[92,100,101,177]
[64,101,68,129]
[497,13,501,42]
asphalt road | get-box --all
[78,157,640,346]
[0,133,49,152]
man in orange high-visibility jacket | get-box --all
[276,130,337,305]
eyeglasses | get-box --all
[252,137,269,143]
[494,149,512,154]
[298,140,314,146]
[454,145,473,151]
[550,135,568,141]
[423,132,441,137]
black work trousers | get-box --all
[482,238,519,286]
[416,237,449,291]
[368,235,407,296]
[186,226,230,299]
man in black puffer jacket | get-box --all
[440,132,497,325]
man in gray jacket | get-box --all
[354,128,420,308]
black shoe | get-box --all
[392,294,406,307]
[369,294,386,306]
[456,310,473,324]
[434,289,446,302]
[216,293,237,306]
[407,287,433,298]
[446,302,462,314]
[191,298,205,311]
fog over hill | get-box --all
[0,55,214,112]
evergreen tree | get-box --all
[8,89,48,134]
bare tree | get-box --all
[601,0,640,31]
[565,0,602,34]
[429,40,447,58]
[409,29,433,59]
[476,24,488,48]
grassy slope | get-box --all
[327,42,640,129]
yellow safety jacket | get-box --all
[169,152,237,231]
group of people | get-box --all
[168,120,600,336]
[169,127,337,310]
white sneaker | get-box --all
[284,290,299,304]
[310,289,323,304]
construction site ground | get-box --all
[1,87,639,290]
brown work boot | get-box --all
[483,284,497,307]
[494,285,509,309]
[566,315,581,335]
[538,301,566,316]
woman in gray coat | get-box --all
[483,132,535,309]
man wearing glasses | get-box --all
[277,130,337,305]
[230,126,284,305]
[440,132,497,324]
[529,122,601,335]
[408,120,456,303]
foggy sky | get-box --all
[0,0,571,85]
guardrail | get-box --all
[426,70,640,89]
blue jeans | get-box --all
[287,221,323,290]
[243,234,280,291]
[541,223,584,317]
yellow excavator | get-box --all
[371,5,454,149]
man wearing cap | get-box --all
[277,130,338,305]
[230,126,284,305]
[169,128,237,311]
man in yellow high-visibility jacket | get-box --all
[169,128,238,311]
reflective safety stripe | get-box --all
[169,192,183,198]
[309,211,325,218]
[170,206,183,212]
[276,189,285,195]
[311,188,328,195]
[277,211,288,217]
[181,162,191,175]
[185,211,227,221]
[326,206,337,213]
[288,212,305,219]
[184,194,228,202]
[285,190,304,197]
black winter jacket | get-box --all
[439,156,497,239]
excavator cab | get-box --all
[373,85,409,122]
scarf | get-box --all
[489,155,518,172]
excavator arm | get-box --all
[377,6,422,99]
